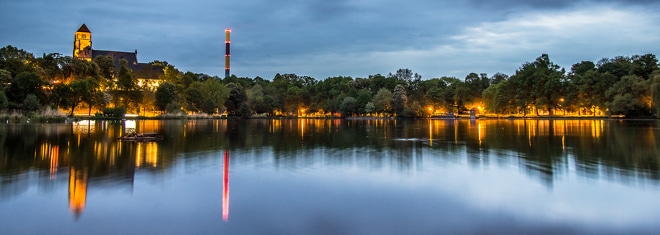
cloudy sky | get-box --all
[2,0,659,80]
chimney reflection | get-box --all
[68,166,88,218]
[50,146,59,180]
[223,150,230,222]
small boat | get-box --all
[119,132,163,142]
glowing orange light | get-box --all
[69,167,88,218]
[50,146,59,179]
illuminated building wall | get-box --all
[71,24,163,91]
[73,24,92,61]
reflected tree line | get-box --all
[1,120,659,197]
[2,45,659,118]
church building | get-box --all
[73,24,162,90]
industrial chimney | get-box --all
[225,28,231,79]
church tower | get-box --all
[73,24,92,61]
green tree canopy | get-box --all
[155,82,178,111]
[224,82,248,115]
[7,71,47,106]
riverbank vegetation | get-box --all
[1,45,659,119]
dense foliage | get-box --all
[1,45,658,117]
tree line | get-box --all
[1,45,659,118]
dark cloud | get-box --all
[1,0,659,79]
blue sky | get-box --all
[1,0,659,80]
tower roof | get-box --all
[77,24,91,33]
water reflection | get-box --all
[1,120,658,181]
[72,120,95,134]
[0,119,659,207]
[68,166,87,217]
[223,150,229,222]
[135,142,159,168]
[0,119,659,234]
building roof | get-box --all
[92,49,162,78]
[93,50,138,67]
[77,24,91,33]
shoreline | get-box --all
[3,114,657,124]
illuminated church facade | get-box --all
[73,24,163,90]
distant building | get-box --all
[73,24,163,90]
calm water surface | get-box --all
[0,119,659,235]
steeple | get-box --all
[77,24,91,33]
[73,24,92,61]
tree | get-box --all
[390,68,421,87]
[392,84,408,115]
[389,68,422,101]
[0,69,11,90]
[81,79,104,116]
[482,83,499,113]
[166,101,183,114]
[507,54,565,115]
[116,59,135,91]
[482,81,515,114]
[314,76,354,113]
[284,86,303,113]
[155,82,178,111]
[408,101,422,117]
[225,82,248,116]
[50,83,72,111]
[202,79,229,114]
[0,90,7,110]
[425,87,445,110]
[631,54,659,80]
[652,72,660,117]
[439,76,462,113]
[597,56,633,79]
[605,75,651,116]
[22,94,41,116]
[462,72,490,107]
[368,74,397,93]
[364,102,375,114]
[0,45,35,76]
[184,82,205,112]
[247,84,272,114]
[93,55,115,87]
[7,71,47,105]
[324,94,346,115]
[354,89,372,115]
[90,91,110,115]
[372,88,393,115]
[236,102,252,118]
[453,82,471,113]
[490,72,508,85]
[36,53,63,81]
[339,96,358,116]
[567,61,599,115]
[126,90,144,113]
[68,79,92,115]
[158,62,183,87]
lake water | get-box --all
[0,119,659,235]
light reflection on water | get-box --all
[0,119,659,234]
